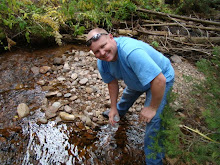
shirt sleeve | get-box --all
[97,60,115,84]
[127,48,162,86]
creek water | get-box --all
[0,45,146,165]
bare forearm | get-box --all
[108,79,119,111]
[150,73,166,110]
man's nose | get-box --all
[100,49,105,56]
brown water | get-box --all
[0,45,146,165]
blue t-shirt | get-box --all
[97,37,175,92]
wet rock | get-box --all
[15,83,24,90]
[59,112,75,121]
[52,102,62,109]
[37,80,46,85]
[17,103,30,118]
[31,66,40,75]
[45,106,59,119]
[37,118,48,124]
[39,66,51,74]
[55,116,62,123]
[0,137,6,143]
[42,86,54,91]
[80,115,92,126]
[64,105,72,113]
[79,78,88,85]
[70,95,78,101]
[53,57,64,65]
[64,93,72,98]
[45,91,59,97]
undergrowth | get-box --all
[156,47,220,164]
[1,0,218,50]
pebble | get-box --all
[17,103,30,119]
[79,78,88,85]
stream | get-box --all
[0,45,146,165]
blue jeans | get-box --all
[117,79,174,165]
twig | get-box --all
[137,8,220,26]
[168,15,191,37]
[179,125,220,144]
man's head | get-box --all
[86,28,118,62]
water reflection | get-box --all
[21,111,146,165]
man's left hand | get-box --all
[140,107,157,123]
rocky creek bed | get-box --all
[0,44,205,164]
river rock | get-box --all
[80,115,92,126]
[64,105,72,113]
[37,118,48,124]
[71,73,78,80]
[31,66,40,75]
[52,102,62,109]
[17,103,30,118]
[70,95,78,101]
[63,62,70,72]
[79,78,88,85]
[53,57,63,65]
[85,87,93,93]
[37,80,45,85]
[39,66,51,74]
[46,91,59,97]
[59,112,75,121]
[45,106,59,119]
[57,76,66,81]
[42,86,54,91]
[171,55,182,63]
[64,93,72,98]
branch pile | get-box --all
[118,8,220,62]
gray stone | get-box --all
[53,57,63,65]
[31,66,40,75]
[39,66,51,74]
[171,55,182,63]
[17,103,30,118]
[79,78,88,85]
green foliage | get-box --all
[196,47,220,136]
[176,0,220,14]
[107,0,137,20]
[151,41,159,48]
[151,47,220,164]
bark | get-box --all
[137,8,220,26]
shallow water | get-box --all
[0,45,146,165]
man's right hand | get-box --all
[108,108,119,125]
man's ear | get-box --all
[109,33,114,39]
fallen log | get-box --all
[138,30,220,44]
[137,8,220,26]
[142,23,220,32]
[118,29,139,36]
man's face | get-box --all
[89,34,118,62]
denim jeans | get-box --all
[117,79,174,165]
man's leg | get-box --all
[144,79,174,165]
[117,87,143,116]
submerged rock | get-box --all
[39,66,51,74]
[17,103,30,119]
[59,112,75,121]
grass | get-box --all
[158,46,220,164]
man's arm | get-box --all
[108,79,119,125]
[140,72,166,123]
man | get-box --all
[86,28,175,165]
